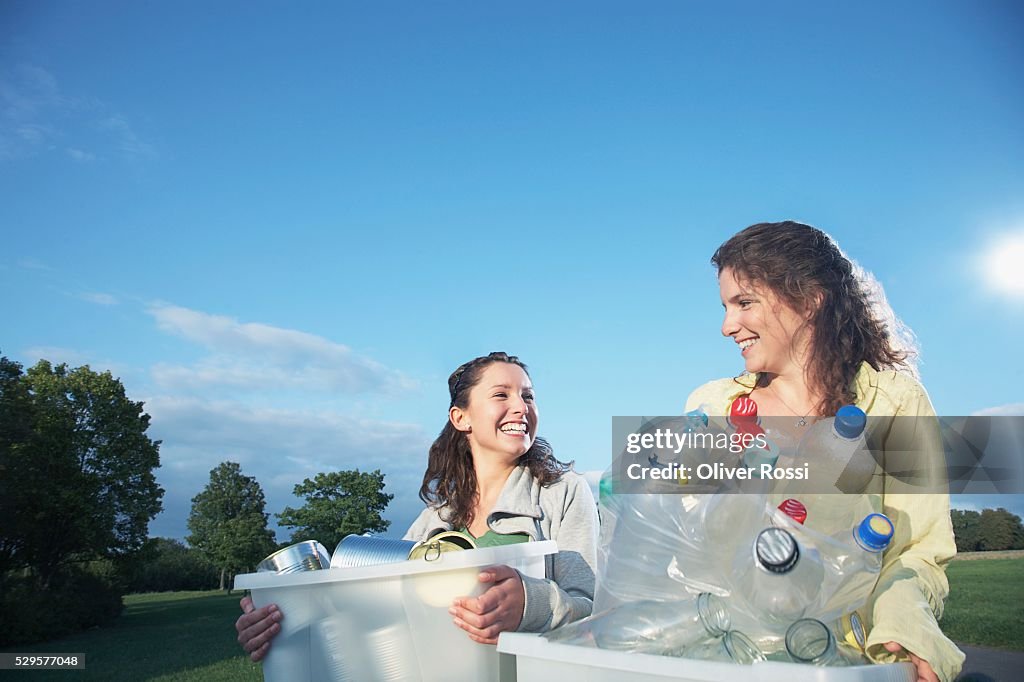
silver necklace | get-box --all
[767,386,813,427]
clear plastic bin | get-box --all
[496,632,915,682]
[236,540,556,682]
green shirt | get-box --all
[461,527,530,548]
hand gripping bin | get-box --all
[235,540,556,682]
[497,633,915,682]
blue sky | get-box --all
[2,1,1022,540]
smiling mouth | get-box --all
[500,423,528,434]
[739,338,759,352]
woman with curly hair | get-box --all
[236,352,598,658]
[686,221,963,682]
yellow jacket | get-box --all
[685,363,965,682]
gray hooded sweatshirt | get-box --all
[404,465,598,632]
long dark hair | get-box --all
[712,221,911,415]
[418,352,572,530]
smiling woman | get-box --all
[235,351,598,659]
[685,221,964,682]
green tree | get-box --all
[123,538,218,593]
[977,507,1024,551]
[951,509,981,552]
[187,461,276,590]
[277,469,393,551]
[0,356,163,588]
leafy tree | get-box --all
[123,538,218,593]
[277,469,393,551]
[951,509,981,552]
[187,461,277,590]
[0,356,163,588]
[977,507,1024,551]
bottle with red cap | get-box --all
[776,498,808,525]
[729,394,759,430]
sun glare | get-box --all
[982,232,1024,298]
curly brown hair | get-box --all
[712,221,911,415]
[418,352,573,530]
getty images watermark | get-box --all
[609,415,1024,496]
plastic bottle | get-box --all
[832,612,867,652]
[596,490,700,610]
[820,513,894,617]
[785,618,869,666]
[685,629,765,664]
[795,405,876,495]
[729,395,759,430]
[776,499,808,525]
[597,466,620,544]
[548,594,730,656]
[733,527,824,623]
[740,426,779,479]
[679,407,712,469]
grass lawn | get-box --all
[2,558,1020,680]
[1,591,261,681]
[942,558,1024,651]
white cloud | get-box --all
[79,291,118,305]
[148,304,416,394]
[19,346,131,380]
[978,231,1024,299]
[1,64,155,162]
[972,403,1024,417]
[22,345,92,367]
[66,147,96,163]
[99,115,155,158]
[143,396,432,541]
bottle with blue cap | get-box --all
[819,512,895,617]
[795,404,877,494]
[792,404,882,537]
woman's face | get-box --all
[453,362,538,464]
[719,267,813,378]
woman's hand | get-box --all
[449,564,525,645]
[883,642,939,682]
[236,595,282,662]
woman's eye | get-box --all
[523,393,535,401]
[739,299,753,309]
[493,392,507,398]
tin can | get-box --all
[257,541,331,574]
[408,530,477,562]
[331,534,417,568]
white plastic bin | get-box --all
[235,540,556,682]
[497,633,915,682]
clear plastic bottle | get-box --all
[677,407,712,470]
[596,490,702,610]
[785,618,869,666]
[832,612,867,652]
[597,466,620,545]
[740,425,779,475]
[548,594,730,656]
[729,395,759,431]
[686,629,765,664]
[733,527,824,623]
[795,405,876,495]
[776,498,808,525]
[820,513,894,617]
